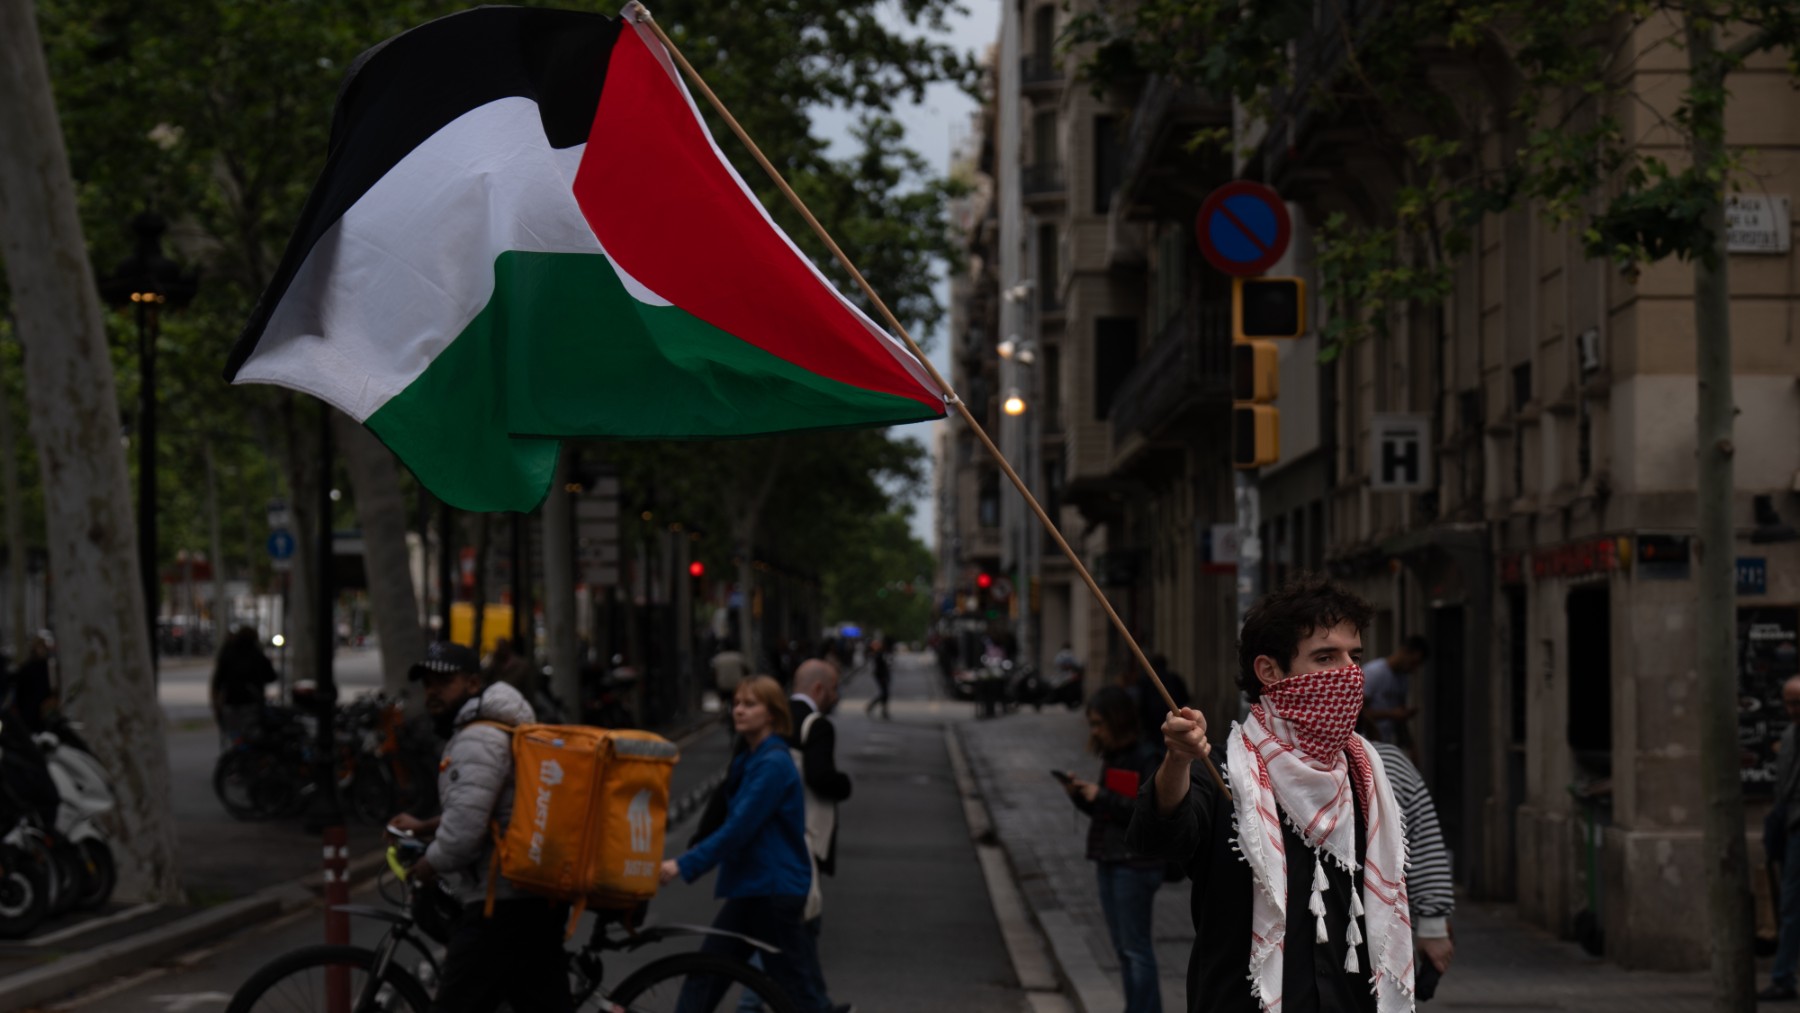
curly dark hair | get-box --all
[1237,574,1374,702]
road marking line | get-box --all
[27,902,160,947]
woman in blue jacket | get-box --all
[661,675,829,1013]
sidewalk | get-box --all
[955,706,1719,1013]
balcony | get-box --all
[1112,75,1229,221]
[1257,0,1381,174]
[1109,295,1231,452]
[1021,54,1062,93]
[1022,162,1066,205]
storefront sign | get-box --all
[1740,606,1800,794]
[1738,557,1768,596]
[1530,537,1625,581]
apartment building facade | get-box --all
[942,0,1800,972]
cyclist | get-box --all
[386,641,570,1013]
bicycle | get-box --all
[226,839,801,1013]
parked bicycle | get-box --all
[226,838,800,1013]
[213,693,437,826]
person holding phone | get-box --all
[1060,686,1167,1013]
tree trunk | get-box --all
[0,348,24,654]
[1686,19,1754,1013]
[543,451,580,716]
[282,394,318,693]
[472,512,489,651]
[0,0,181,901]
[202,437,231,645]
[335,411,423,696]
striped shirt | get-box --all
[1371,741,1454,937]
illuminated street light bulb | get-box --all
[271,634,286,648]
[1003,390,1027,416]
[997,338,1018,359]
[1016,347,1037,366]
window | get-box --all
[978,472,1000,529]
[1512,363,1531,497]
[1032,5,1055,60]
[1094,115,1122,214]
[1044,343,1062,431]
[1093,317,1139,420]
[1032,110,1057,169]
[1036,223,1059,311]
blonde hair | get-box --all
[734,675,793,738]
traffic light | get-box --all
[688,560,705,578]
[1232,277,1306,341]
[976,571,993,590]
[1230,280,1287,469]
[1232,405,1279,468]
[1232,340,1279,401]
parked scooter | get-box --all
[36,717,117,910]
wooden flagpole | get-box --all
[624,3,1229,799]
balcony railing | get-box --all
[1021,54,1061,89]
[1110,295,1231,447]
[1022,162,1065,200]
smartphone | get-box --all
[1050,769,1075,784]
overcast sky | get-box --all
[808,1,1001,547]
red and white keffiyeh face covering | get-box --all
[1225,664,1415,1013]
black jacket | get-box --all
[1070,739,1162,866]
[785,696,852,875]
[1126,761,1375,1013]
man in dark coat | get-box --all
[1128,576,1412,1013]
[211,627,277,744]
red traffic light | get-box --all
[688,561,705,578]
[976,572,993,589]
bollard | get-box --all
[323,825,350,1013]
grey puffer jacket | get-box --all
[424,681,536,904]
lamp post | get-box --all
[100,213,198,679]
[999,282,1040,669]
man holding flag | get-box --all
[1128,576,1414,1013]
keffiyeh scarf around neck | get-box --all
[1225,665,1414,1013]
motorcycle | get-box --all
[34,716,117,910]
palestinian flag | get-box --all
[228,6,945,512]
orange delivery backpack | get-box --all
[476,723,679,934]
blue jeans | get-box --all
[677,895,830,1013]
[737,917,829,1013]
[1775,831,1800,988]
[1096,863,1163,1013]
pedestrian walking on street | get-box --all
[865,638,892,720]
[660,676,839,1013]
[1360,636,1429,750]
[210,627,276,746]
[1061,686,1165,1013]
[386,641,572,1013]
[1369,741,1455,999]
[1759,675,1800,1001]
[739,658,856,1013]
[1129,575,1412,1013]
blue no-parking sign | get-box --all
[1196,181,1291,277]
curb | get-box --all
[947,725,1126,1013]
[943,726,1077,1013]
[0,848,387,1013]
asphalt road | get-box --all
[51,653,1026,1013]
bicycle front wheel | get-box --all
[601,951,799,1013]
[227,943,432,1013]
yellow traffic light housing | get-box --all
[1232,277,1306,340]
[1232,404,1280,469]
[1232,340,1280,402]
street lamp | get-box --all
[1003,389,1027,416]
[100,213,198,677]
